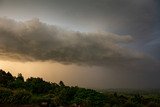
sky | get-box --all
[0,0,160,89]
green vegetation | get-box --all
[0,69,160,107]
[0,69,106,107]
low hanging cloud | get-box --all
[0,17,147,66]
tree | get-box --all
[59,81,65,87]
[26,77,52,94]
[0,87,13,103]
[72,88,106,107]
[0,70,15,87]
[9,73,25,89]
[17,73,24,82]
[131,94,144,104]
[12,89,32,104]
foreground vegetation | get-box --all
[0,69,160,107]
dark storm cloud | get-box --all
[0,0,157,35]
[43,0,157,39]
[0,17,146,65]
[0,0,158,45]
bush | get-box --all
[12,89,32,104]
[72,88,106,107]
[0,87,13,103]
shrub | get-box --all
[0,87,13,103]
[12,89,32,104]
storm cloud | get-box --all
[0,17,146,65]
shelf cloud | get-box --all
[0,17,146,65]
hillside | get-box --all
[0,69,160,107]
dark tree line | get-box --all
[0,69,106,107]
[1,69,160,107]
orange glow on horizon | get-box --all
[0,60,109,88]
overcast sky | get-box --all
[0,0,160,89]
